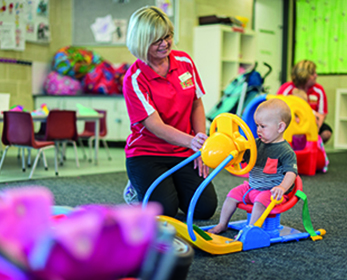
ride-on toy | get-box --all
[142,113,326,255]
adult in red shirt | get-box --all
[277,60,332,143]
[122,6,217,219]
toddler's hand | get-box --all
[271,185,286,200]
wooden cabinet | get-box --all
[193,24,256,113]
[34,95,131,142]
[334,89,347,149]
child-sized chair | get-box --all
[0,111,58,178]
[233,175,303,242]
[43,110,80,173]
[78,109,111,162]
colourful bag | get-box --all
[114,63,130,93]
[52,46,103,80]
[82,61,127,95]
[44,71,82,95]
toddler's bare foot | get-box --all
[208,224,228,234]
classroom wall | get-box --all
[70,0,254,68]
[0,0,253,111]
[178,0,254,56]
[0,0,340,148]
[0,0,72,110]
[317,75,347,149]
[284,0,337,148]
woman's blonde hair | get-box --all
[291,60,316,88]
[126,6,174,63]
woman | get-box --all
[122,6,217,219]
[277,60,332,144]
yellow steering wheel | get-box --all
[201,113,257,176]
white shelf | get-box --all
[193,24,256,114]
[334,89,347,149]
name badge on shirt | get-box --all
[179,72,192,82]
[179,72,194,90]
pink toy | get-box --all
[44,71,82,95]
[0,255,29,280]
[9,105,24,111]
[0,187,163,280]
[0,187,53,263]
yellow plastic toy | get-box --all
[157,215,243,255]
[253,196,283,228]
[143,113,257,254]
[202,113,257,176]
[266,95,318,143]
[143,113,325,255]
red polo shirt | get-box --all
[276,81,328,114]
[123,50,205,158]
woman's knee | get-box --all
[151,189,180,217]
[189,194,218,220]
[162,203,179,217]
[194,204,217,220]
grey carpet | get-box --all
[1,151,347,280]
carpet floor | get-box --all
[0,151,346,280]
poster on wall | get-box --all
[155,0,174,17]
[0,1,26,51]
[25,0,50,43]
[72,0,178,46]
[90,15,127,44]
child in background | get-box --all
[209,98,298,234]
[277,60,332,144]
[292,88,308,102]
[291,88,329,171]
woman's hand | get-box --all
[191,133,209,177]
[314,111,325,129]
[190,132,208,152]
[194,156,209,178]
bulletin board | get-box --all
[0,1,26,51]
[25,0,50,44]
[0,0,50,51]
[72,0,177,46]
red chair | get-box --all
[0,111,58,179]
[44,110,80,171]
[238,175,303,216]
[78,109,111,162]
[231,176,303,237]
